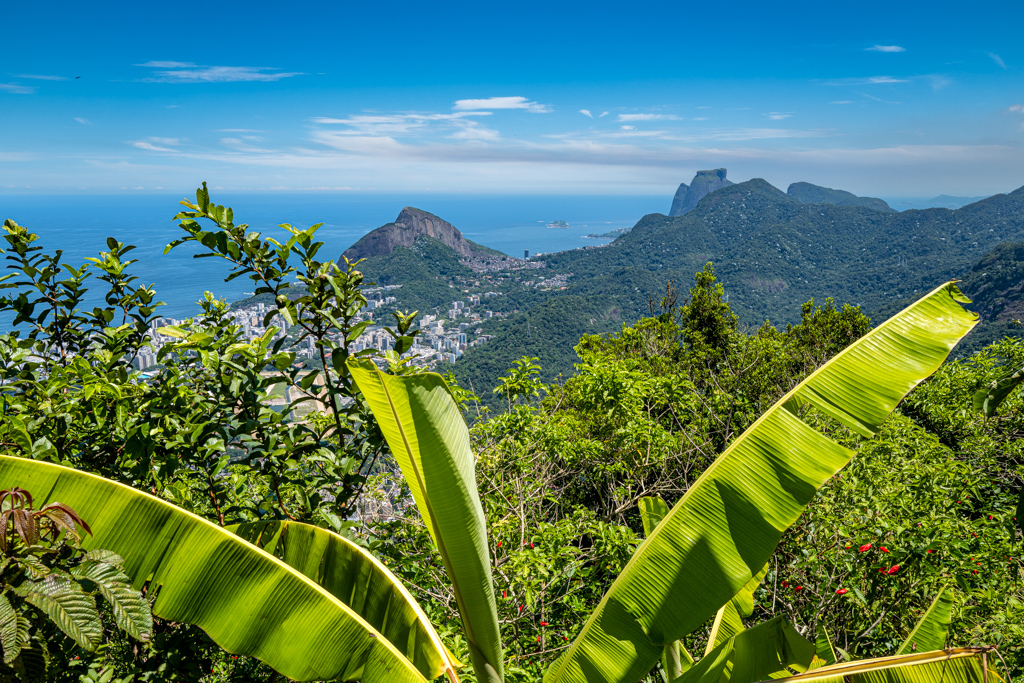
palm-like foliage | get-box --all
[0,458,450,682]
[543,282,978,683]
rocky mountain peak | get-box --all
[343,207,487,261]
[669,168,734,216]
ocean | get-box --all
[0,193,664,325]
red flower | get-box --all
[782,580,789,587]
[536,635,541,642]
[887,565,900,575]
[503,590,507,599]
[563,636,569,641]
[880,547,889,553]
[926,549,935,554]
[859,543,872,552]
[519,605,524,613]
[540,621,548,626]
[973,569,979,575]
[794,585,803,591]
[530,543,535,549]
[497,541,502,548]
[836,588,848,595]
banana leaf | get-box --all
[544,282,977,683]
[895,587,953,655]
[0,456,430,682]
[231,519,460,681]
[640,497,693,681]
[764,647,1003,683]
[671,617,815,683]
[349,363,504,683]
[814,626,837,666]
[705,565,768,655]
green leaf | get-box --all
[896,587,953,655]
[639,496,669,538]
[349,361,504,683]
[0,456,431,683]
[230,519,460,680]
[672,617,815,683]
[544,282,977,683]
[0,592,19,665]
[815,625,837,666]
[770,647,1002,683]
[972,363,1024,416]
[15,575,103,650]
[13,637,47,683]
[72,560,153,642]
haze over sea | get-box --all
[0,193,660,324]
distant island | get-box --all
[547,220,571,229]
[585,228,631,239]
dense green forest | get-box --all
[0,190,1021,682]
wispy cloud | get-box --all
[830,100,853,104]
[866,45,905,53]
[129,141,177,152]
[866,76,908,84]
[15,74,68,81]
[617,113,678,122]
[579,109,593,118]
[312,112,488,137]
[765,112,792,120]
[216,128,266,133]
[74,117,91,125]
[452,96,551,113]
[988,52,1007,69]
[1009,104,1024,112]
[823,76,909,86]
[137,61,304,83]
[0,83,36,95]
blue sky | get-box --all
[2,0,1023,197]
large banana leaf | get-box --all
[639,497,693,682]
[896,587,953,655]
[231,520,460,681]
[544,282,977,683]
[762,647,1003,683]
[704,565,768,655]
[0,456,429,682]
[671,617,815,683]
[349,363,504,683]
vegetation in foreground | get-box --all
[0,188,1019,682]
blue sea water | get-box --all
[0,193,664,325]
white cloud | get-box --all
[1009,104,1024,112]
[137,62,304,83]
[216,128,266,132]
[866,45,905,53]
[15,74,68,81]
[765,112,792,120]
[866,76,908,84]
[312,112,489,138]
[989,52,1007,69]
[137,61,198,68]
[449,121,501,141]
[129,141,177,152]
[453,96,551,113]
[599,112,609,117]
[221,138,272,153]
[617,113,679,122]
[74,117,91,125]
[620,125,635,130]
[149,137,181,146]
[580,109,593,118]
[0,83,36,95]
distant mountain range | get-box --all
[342,175,1024,394]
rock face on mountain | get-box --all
[343,207,497,261]
[787,182,895,212]
[669,169,734,216]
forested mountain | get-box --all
[786,181,894,212]
[342,179,1024,396]
[343,206,504,261]
[955,240,1024,354]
